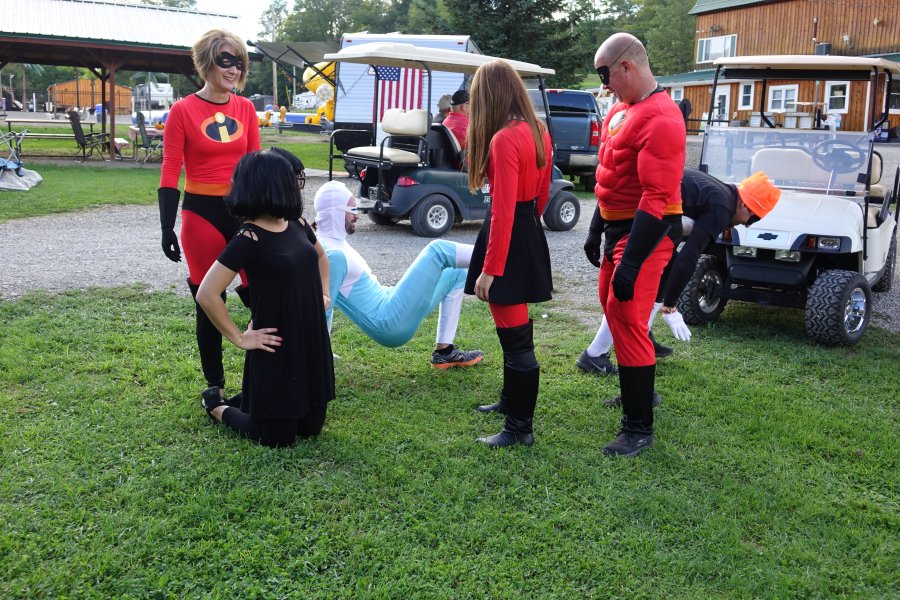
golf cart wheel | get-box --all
[410,194,455,237]
[677,255,728,325]
[872,229,895,293]
[543,191,580,231]
[805,270,872,346]
[368,212,399,226]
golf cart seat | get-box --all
[751,147,860,191]
[424,123,464,170]
[343,108,429,165]
[751,147,885,198]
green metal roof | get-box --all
[656,69,716,85]
[689,0,772,15]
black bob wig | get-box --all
[226,149,303,220]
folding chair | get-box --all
[135,112,163,164]
[0,129,27,176]
[68,110,109,162]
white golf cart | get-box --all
[680,55,899,346]
[324,42,580,237]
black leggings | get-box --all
[221,403,327,448]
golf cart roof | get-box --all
[714,55,900,79]
[324,42,555,77]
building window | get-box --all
[670,87,684,102]
[697,34,737,64]
[768,84,798,112]
[738,82,754,110]
[824,81,850,114]
[889,79,900,114]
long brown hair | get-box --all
[467,60,547,192]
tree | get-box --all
[406,0,453,34]
[138,0,198,8]
[632,0,696,75]
[443,0,586,88]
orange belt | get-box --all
[600,203,683,220]
[185,180,232,196]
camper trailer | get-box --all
[333,33,481,149]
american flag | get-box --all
[375,66,424,118]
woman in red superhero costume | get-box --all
[157,29,261,403]
[464,60,554,448]
[584,33,686,457]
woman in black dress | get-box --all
[196,150,334,447]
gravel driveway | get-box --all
[2,139,899,335]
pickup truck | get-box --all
[529,89,602,191]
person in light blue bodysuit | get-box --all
[314,181,484,369]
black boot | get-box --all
[475,364,513,414]
[602,364,656,457]
[649,330,673,358]
[603,390,662,408]
[477,322,539,448]
[602,415,654,457]
[476,368,538,448]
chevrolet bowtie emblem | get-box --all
[757,232,779,240]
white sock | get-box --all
[648,302,663,329]
[455,243,474,268]
[436,288,463,346]
[586,315,614,356]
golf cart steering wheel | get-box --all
[810,140,866,174]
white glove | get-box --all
[661,311,692,342]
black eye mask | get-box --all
[215,51,243,70]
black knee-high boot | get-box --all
[477,321,539,448]
[603,364,656,457]
[187,277,226,390]
[475,363,512,414]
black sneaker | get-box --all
[602,431,654,457]
[603,391,662,408]
[431,345,484,370]
[576,350,618,375]
[649,330,673,358]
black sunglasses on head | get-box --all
[595,39,637,86]
[215,51,243,71]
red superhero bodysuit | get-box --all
[161,93,261,285]
[159,92,261,389]
[464,120,553,325]
[594,91,685,368]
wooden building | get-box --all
[47,78,133,115]
[658,0,900,135]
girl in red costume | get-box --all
[157,29,261,403]
[464,60,554,448]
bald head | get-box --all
[594,33,656,103]
[595,33,648,70]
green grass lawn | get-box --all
[1,136,333,222]
[1,287,897,597]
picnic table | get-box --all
[4,116,96,136]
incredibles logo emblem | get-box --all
[608,110,627,137]
[200,112,245,143]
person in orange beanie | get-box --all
[578,167,781,384]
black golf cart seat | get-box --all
[424,123,464,170]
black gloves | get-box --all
[612,210,670,302]
[583,205,604,268]
[158,187,182,263]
